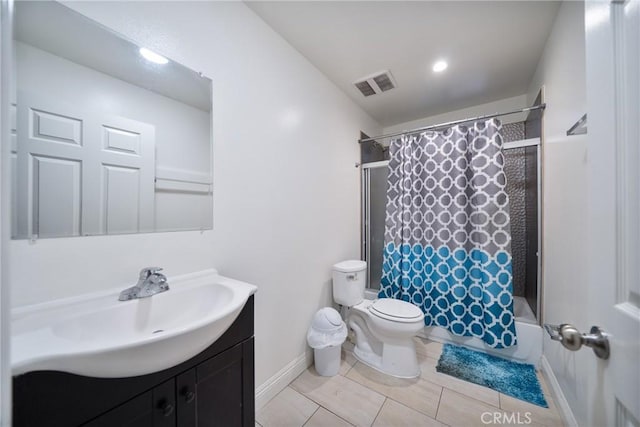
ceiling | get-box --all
[246,1,561,127]
[15,1,211,112]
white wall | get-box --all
[526,2,588,425]
[16,41,212,233]
[382,94,528,135]
[0,0,13,423]
[9,0,381,395]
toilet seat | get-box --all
[368,299,424,323]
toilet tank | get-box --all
[332,260,367,307]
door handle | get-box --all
[544,323,610,360]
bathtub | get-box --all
[418,296,542,366]
[363,290,542,366]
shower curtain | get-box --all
[379,118,517,348]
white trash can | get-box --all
[307,307,347,376]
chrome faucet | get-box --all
[118,267,169,301]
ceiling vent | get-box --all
[354,70,397,97]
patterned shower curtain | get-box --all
[379,118,517,348]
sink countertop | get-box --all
[12,268,257,378]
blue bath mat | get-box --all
[436,344,548,408]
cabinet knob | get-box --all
[181,386,196,403]
[159,401,174,417]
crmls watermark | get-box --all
[481,412,533,425]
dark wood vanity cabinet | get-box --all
[13,297,255,427]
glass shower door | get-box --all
[361,162,389,290]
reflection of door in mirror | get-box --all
[12,1,213,239]
[14,93,155,238]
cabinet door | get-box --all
[194,342,252,427]
[84,379,176,427]
[152,379,177,427]
[176,369,197,427]
[84,391,154,427]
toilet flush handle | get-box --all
[346,273,358,280]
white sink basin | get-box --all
[12,269,257,378]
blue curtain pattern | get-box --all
[379,118,517,348]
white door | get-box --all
[86,115,155,235]
[586,1,640,426]
[16,92,155,238]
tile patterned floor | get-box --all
[256,338,565,427]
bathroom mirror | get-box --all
[11,1,213,239]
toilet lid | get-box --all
[369,299,424,321]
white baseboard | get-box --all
[255,350,313,411]
[540,355,578,427]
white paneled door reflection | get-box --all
[15,93,155,238]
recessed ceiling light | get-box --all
[432,60,448,73]
[139,47,169,65]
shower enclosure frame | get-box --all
[360,139,543,324]
[360,159,389,299]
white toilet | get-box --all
[333,260,425,378]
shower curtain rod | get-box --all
[359,103,546,143]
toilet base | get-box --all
[345,299,424,379]
[352,337,421,379]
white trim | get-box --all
[155,166,211,185]
[613,0,639,309]
[155,179,211,194]
[503,137,540,150]
[255,350,313,411]
[540,355,578,427]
